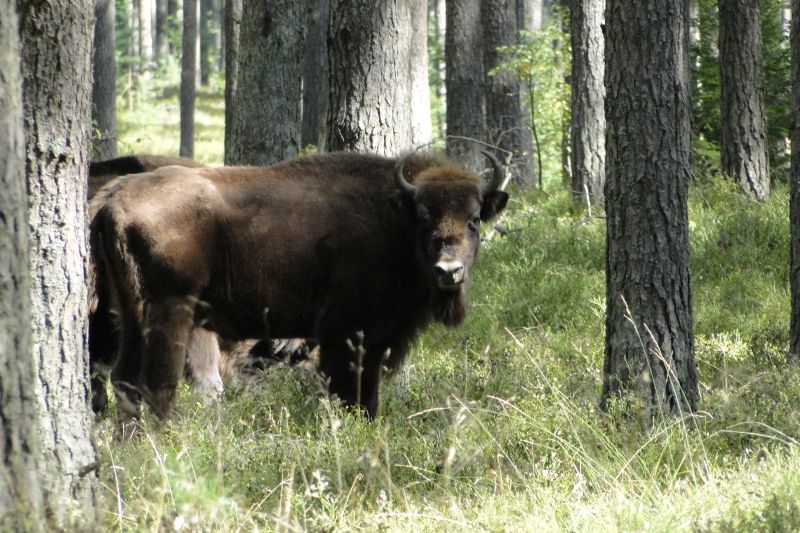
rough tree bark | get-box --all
[180,0,199,157]
[410,1,433,147]
[790,0,800,362]
[569,0,605,205]
[602,0,698,420]
[719,0,770,199]
[482,0,536,187]
[226,0,305,165]
[223,0,242,162]
[0,1,45,528]
[301,0,330,150]
[445,0,486,173]
[326,0,413,155]
[20,0,98,525]
[92,0,118,159]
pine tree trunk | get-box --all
[200,0,213,85]
[180,0,198,157]
[483,0,536,187]
[569,0,605,205]
[139,0,155,77]
[0,1,45,527]
[223,0,241,163]
[301,0,330,150]
[790,0,800,362]
[156,0,169,61]
[602,0,698,421]
[20,0,98,525]
[445,0,486,173]
[92,0,118,159]
[326,0,413,155]
[719,0,770,199]
[226,0,305,165]
[410,1,433,147]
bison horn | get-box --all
[480,150,504,195]
[394,154,417,196]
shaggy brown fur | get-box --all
[91,151,508,419]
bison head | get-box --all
[395,151,509,326]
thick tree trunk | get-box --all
[92,0,118,159]
[445,0,486,173]
[20,0,98,525]
[326,0,414,155]
[602,0,698,420]
[482,0,536,187]
[410,1,433,147]
[719,0,770,199]
[790,0,800,362]
[0,1,45,527]
[180,0,199,157]
[569,0,605,205]
[226,0,304,165]
[301,0,330,150]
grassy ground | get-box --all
[98,90,800,532]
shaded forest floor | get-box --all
[96,91,800,531]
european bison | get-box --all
[88,155,311,413]
[90,151,508,419]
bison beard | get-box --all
[431,285,468,327]
[91,150,508,421]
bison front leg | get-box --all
[318,334,383,419]
[140,296,195,420]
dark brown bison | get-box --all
[88,155,311,413]
[90,151,508,419]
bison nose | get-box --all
[434,261,465,289]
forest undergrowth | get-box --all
[96,91,800,532]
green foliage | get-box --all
[491,10,571,190]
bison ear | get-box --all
[480,190,509,221]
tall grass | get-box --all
[97,90,800,532]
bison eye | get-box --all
[468,215,480,232]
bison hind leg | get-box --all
[139,296,196,420]
[185,327,224,400]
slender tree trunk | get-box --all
[223,0,241,163]
[433,0,446,141]
[156,0,169,61]
[139,0,155,78]
[93,0,118,159]
[483,0,536,187]
[445,0,486,173]
[180,0,199,157]
[602,0,698,420]
[200,0,213,85]
[0,1,45,527]
[168,0,178,54]
[301,0,330,150]
[410,1,433,147]
[326,0,414,155]
[790,0,800,362]
[227,0,305,165]
[20,0,98,525]
[569,0,605,205]
[719,0,770,199]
